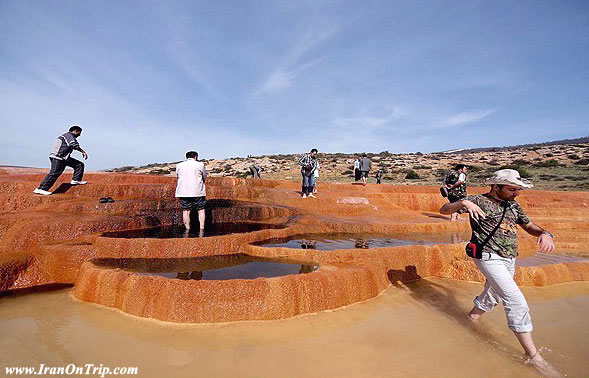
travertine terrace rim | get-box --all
[0,171,587,322]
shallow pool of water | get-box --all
[516,252,588,267]
[256,231,471,250]
[1,279,587,378]
[102,222,287,239]
[93,254,318,280]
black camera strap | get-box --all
[474,201,508,251]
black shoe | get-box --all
[99,197,109,203]
[106,197,115,203]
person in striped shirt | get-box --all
[34,126,88,195]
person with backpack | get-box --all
[298,148,318,198]
[440,169,557,375]
[443,164,468,221]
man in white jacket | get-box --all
[175,151,207,232]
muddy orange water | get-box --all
[1,279,587,378]
[1,171,588,376]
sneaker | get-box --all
[302,194,308,198]
[308,193,317,198]
[33,188,52,196]
[70,180,87,185]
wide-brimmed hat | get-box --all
[483,169,533,188]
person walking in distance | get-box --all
[375,169,383,184]
[353,157,361,182]
[249,165,262,179]
[359,154,372,185]
[440,169,559,376]
[444,164,468,221]
[312,159,320,194]
[175,151,208,234]
[34,125,88,195]
[298,148,318,198]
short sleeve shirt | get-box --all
[461,194,531,258]
[446,171,467,199]
[175,159,207,198]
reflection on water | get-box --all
[93,254,319,280]
[0,279,587,378]
[102,222,287,238]
[258,231,471,250]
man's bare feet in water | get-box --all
[468,306,485,321]
[525,351,562,378]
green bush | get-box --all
[467,165,484,172]
[149,169,170,175]
[405,170,421,179]
[574,159,589,166]
[498,165,532,178]
[534,159,560,167]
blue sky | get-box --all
[1,0,588,170]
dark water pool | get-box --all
[256,232,471,250]
[92,254,318,280]
[102,222,287,239]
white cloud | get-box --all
[254,24,338,96]
[334,107,405,131]
[433,109,496,128]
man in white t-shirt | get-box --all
[175,151,207,232]
[312,161,319,194]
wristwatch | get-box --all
[541,231,553,238]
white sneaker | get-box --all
[70,180,87,185]
[308,193,317,198]
[302,194,307,198]
[33,188,52,196]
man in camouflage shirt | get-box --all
[440,169,556,372]
[444,164,468,221]
[462,193,529,258]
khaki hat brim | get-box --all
[483,177,533,189]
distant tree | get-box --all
[405,170,420,179]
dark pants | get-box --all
[249,167,260,179]
[354,169,361,181]
[301,173,313,195]
[38,157,84,191]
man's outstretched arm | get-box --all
[440,200,485,220]
[520,222,555,252]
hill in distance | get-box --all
[108,137,589,191]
